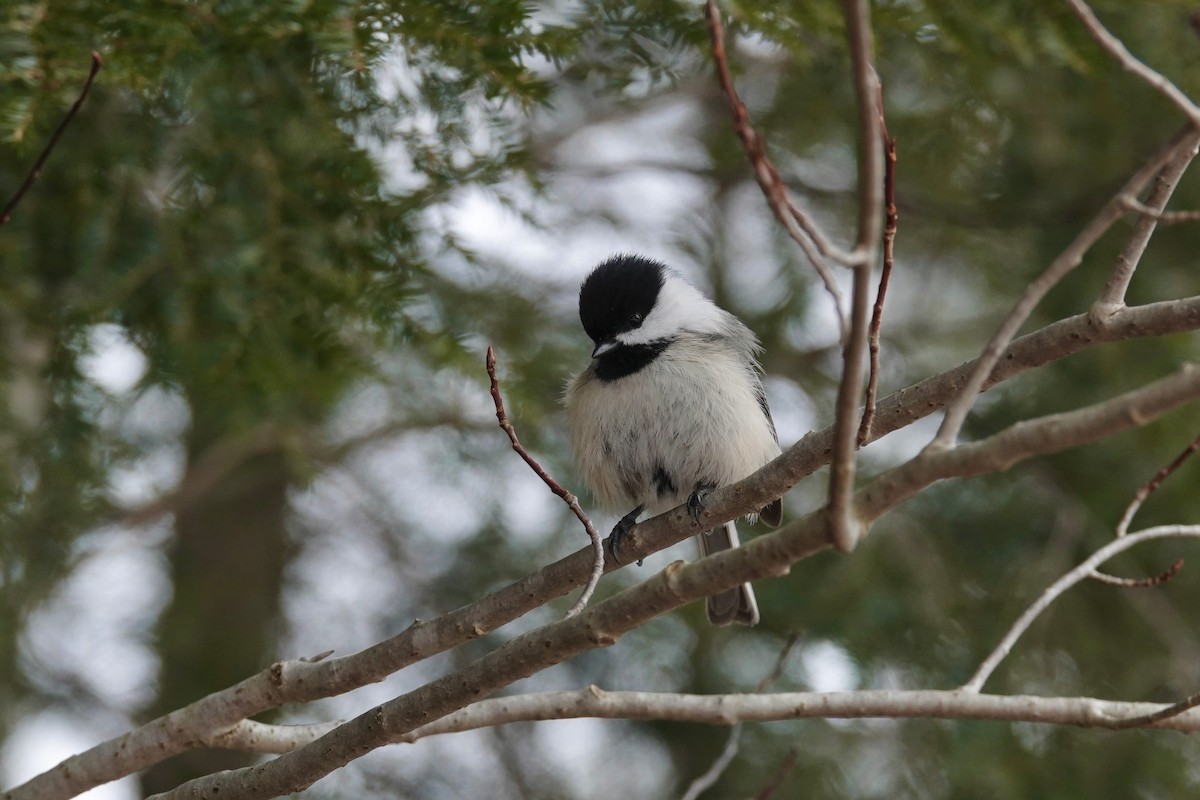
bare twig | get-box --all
[21,361,1200,800]
[1,51,103,225]
[1096,139,1200,309]
[173,685,1200,756]
[858,129,897,446]
[402,684,1200,734]
[963,525,1200,693]
[826,0,884,553]
[148,387,1200,800]
[1117,430,1200,537]
[842,0,886,261]
[1113,690,1200,730]
[487,346,604,617]
[754,747,800,800]
[756,633,802,693]
[680,726,741,800]
[1121,196,1200,225]
[826,263,871,553]
[927,127,1199,450]
[1065,0,1200,127]
[1089,559,1183,588]
[703,0,849,334]
[11,298,1200,800]
[681,633,800,800]
[862,365,1200,523]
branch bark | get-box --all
[826,0,884,552]
[141,685,1200,755]
[964,525,1200,693]
[929,125,1199,449]
[146,366,1200,800]
[8,296,1200,800]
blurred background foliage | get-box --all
[2,0,1200,797]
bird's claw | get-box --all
[687,485,713,527]
[608,505,644,566]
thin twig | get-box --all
[703,0,850,336]
[756,633,803,692]
[190,684,1200,756]
[1065,0,1200,127]
[1097,140,1200,309]
[963,525,1200,693]
[1089,559,1183,588]
[928,126,1199,450]
[1,51,103,225]
[1117,430,1200,536]
[1121,197,1200,225]
[754,747,800,800]
[15,311,1200,800]
[486,346,604,617]
[680,633,801,800]
[1113,690,1200,730]
[858,126,897,446]
[680,726,741,800]
[826,0,883,553]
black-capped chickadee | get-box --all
[565,254,782,626]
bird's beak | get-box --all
[591,340,618,359]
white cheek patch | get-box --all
[617,273,724,346]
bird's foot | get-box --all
[687,484,714,529]
[609,505,644,566]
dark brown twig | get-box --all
[703,0,849,335]
[1090,559,1183,588]
[1117,430,1200,536]
[486,346,604,617]
[1096,430,1200,584]
[1,51,103,225]
[857,115,897,446]
[1113,690,1200,730]
[754,747,801,800]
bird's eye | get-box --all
[630,313,644,327]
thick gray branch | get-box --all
[8,297,1200,800]
[148,366,1200,800]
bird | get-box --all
[565,254,782,626]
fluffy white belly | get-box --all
[566,341,780,516]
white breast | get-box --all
[565,337,780,517]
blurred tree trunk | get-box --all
[139,438,291,794]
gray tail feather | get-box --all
[697,522,760,627]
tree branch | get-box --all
[703,0,850,334]
[155,685,1200,755]
[1120,197,1200,225]
[146,366,1200,800]
[859,364,1200,521]
[858,132,897,446]
[826,0,884,553]
[1117,430,1200,536]
[487,345,604,616]
[963,525,1200,693]
[928,126,1199,449]
[1,52,102,225]
[1064,0,1200,127]
[9,297,1200,800]
[1096,137,1200,309]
